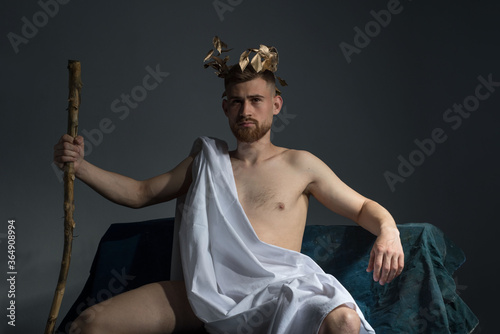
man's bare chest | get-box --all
[230,158,310,250]
[231,163,309,213]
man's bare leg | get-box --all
[70,281,205,334]
[318,305,361,334]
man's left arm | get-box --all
[299,150,404,285]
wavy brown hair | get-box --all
[223,65,276,97]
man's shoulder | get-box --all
[279,147,324,167]
[277,148,331,186]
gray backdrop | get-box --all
[1,0,498,332]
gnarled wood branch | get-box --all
[44,60,82,334]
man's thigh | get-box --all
[72,280,205,334]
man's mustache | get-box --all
[237,117,258,124]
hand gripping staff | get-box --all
[45,60,82,334]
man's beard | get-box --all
[230,117,272,143]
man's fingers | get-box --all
[378,257,392,285]
[53,154,77,168]
[372,252,384,283]
[366,251,375,273]
[54,139,80,162]
[385,256,399,284]
[54,146,78,159]
[55,135,75,149]
[62,133,74,141]
[63,141,80,152]
[53,134,84,172]
[380,255,405,285]
[398,253,405,275]
[373,253,397,285]
[74,135,84,145]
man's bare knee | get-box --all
[319,305,361,334]
[69,306,103,334]
[67,281,203,334]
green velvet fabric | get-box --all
[301,223,479,333]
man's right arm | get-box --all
[53,134,193,208]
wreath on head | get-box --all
[203,36,288,96]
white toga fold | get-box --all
[171,136,375,334]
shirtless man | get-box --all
[54,64,404,334]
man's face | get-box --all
[223,77,282,143]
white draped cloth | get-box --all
[172,136,375,334]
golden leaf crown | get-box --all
[203,36,288,96]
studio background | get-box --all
[1,0,498,332]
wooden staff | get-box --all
[44,60,82,334]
